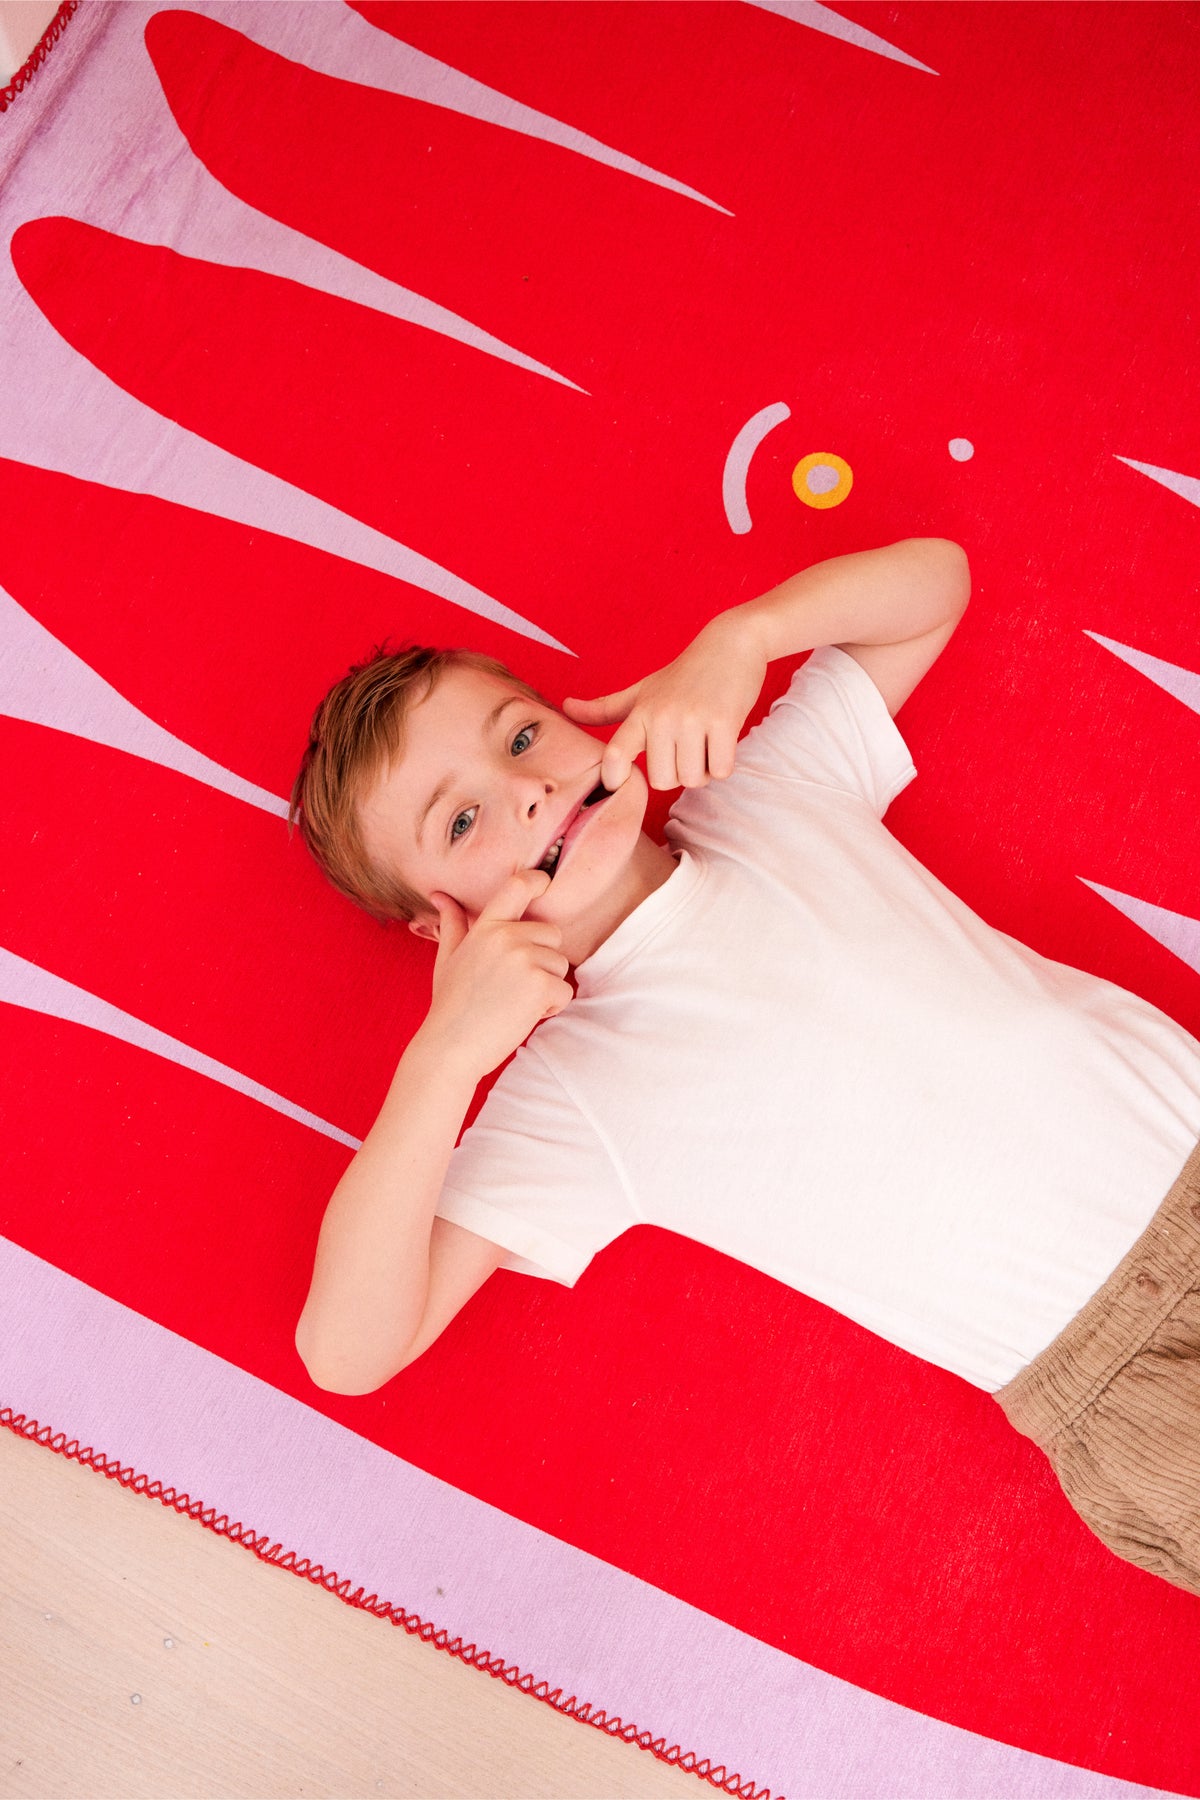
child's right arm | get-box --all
[294,868,569,1395]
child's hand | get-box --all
[423,870,572,1080]
[561,615,767,792]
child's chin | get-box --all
[534,870,572,907]
[532,861,586,912]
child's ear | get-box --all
[408,916,439,943]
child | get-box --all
[289,538,1200,1599]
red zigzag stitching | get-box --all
[1,1404,781,1799]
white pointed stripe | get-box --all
[58,0,586,394]
[742,0,938,75]
[723,401,791,533]
[245,0,733,216]
[0,945,362,1151]
[0,585,289,817]
[1084,631,1200,718]
[1,288,573,656]
[1113,455,1200,511]
[2,5,576,665]
[87,210,588,394]
[1077,881,1200,981]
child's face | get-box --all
[356,664,652,943]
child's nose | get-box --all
[522,778,554,817]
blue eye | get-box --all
[511,725,536,755]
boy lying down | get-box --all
[290,538,1200,1597]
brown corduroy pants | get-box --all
[994,1134,1200,1598]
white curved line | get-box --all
[723,402,791,534]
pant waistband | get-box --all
[994,1134,1200,1449]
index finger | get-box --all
[601,716,646,792]
[478,867,554,923]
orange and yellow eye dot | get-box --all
[792,452,853,510]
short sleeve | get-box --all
[436,1043,634,1286]
[740,644,917,819]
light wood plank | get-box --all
[0,1425,702,1799]
[0,2,61,86]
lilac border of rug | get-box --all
[0,1236,1179,1800]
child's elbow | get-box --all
[299,1351,393,1397]
[934,539,971,611]
[904,538,970,615]
[295,1319,401,1397]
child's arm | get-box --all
[563,538,970,791]
[295,868,567,1395]
[295,1031,487,1394]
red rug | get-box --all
[2,4,1199,1793]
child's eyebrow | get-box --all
[415,694,527,849]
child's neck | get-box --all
[565,834,679,969]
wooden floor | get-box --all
[0,2,63,87]
[0,1425,703,1798]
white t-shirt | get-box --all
[435,646,1200,1391]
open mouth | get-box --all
[536,781,610,878]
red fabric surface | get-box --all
[3,3,1200,1789]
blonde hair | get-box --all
[288,642,550,926]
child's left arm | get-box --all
[562,537,970,793]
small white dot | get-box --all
[43,1613,53,1622]
[131,1694,142,1706]
[163,1637,175,1649]
[949,438,974,462]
